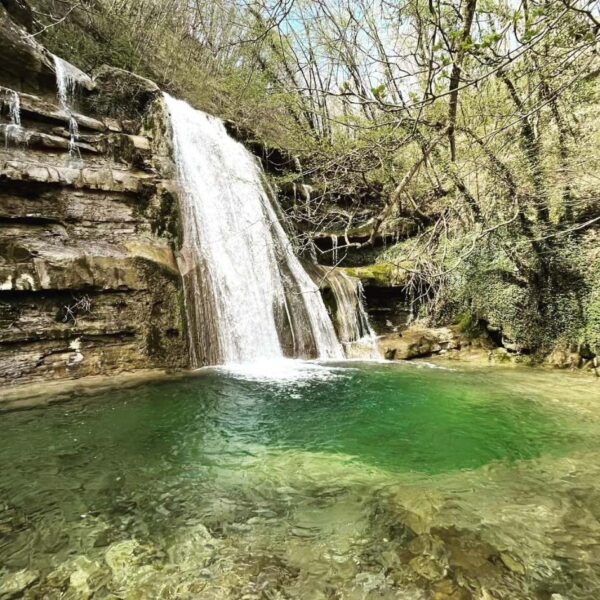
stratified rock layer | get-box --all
[0,3,188,388]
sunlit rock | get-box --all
[0,569,39,599]
[104,539,143,577]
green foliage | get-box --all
[580,232,600,354]
[432,237,596,354]
[371,84,386,100]
[381,223,600,357]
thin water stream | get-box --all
[52,55,92,159]
[1,362,599,599]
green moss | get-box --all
[580,241,600,354]
[433,232,600,357]
[343,263,409,287]
[454,312,485,340]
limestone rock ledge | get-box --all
[379,325,495,361]
[379,327,464,361]
[0,3,189,390]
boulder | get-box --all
[546,346,584,370]
[380,326,460,361]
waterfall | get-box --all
[331,234,339,265]
[163,94,344,366]
[2,89,22,147]
[52,55,91,159]
[310,266,381,359]
[4,89,20,127]
[302,183,312,219]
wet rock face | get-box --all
[0,6,188,390]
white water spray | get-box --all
[164,94,343,366]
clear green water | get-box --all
[1,361,599,599]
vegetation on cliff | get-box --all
[27,0,600,358]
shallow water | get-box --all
[1,362,599,599]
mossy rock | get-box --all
[89,65,160,120]
[342,263,409,287]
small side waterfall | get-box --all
[2,89,22,146]
[310,266,381,359]
[52,55,91,158]
[5,89,20,127]
[331,234,339,265]
[164,94,344,366]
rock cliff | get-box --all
[0,1,188,387]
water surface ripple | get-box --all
[1,362,599,599]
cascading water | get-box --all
[5,89,20,127]
[331,234,339,265]
[310,265,381,359]
[52,55,91,159]
[2,89,22,147]
[302,183,312,220]
[163,94,344,366]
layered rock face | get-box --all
[0,3,188,387]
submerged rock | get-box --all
[499,551,525,575]
[431,579,472,600]
[354,570,392,592]
[409,554,448,581]
[0,569,39,599]
[166,523,217,569]
[104,539,142,577]
[46,556,103,599]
